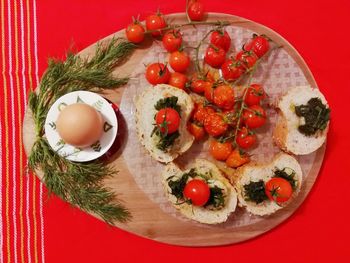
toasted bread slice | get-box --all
[162,159,238,224]
[235,153,302,216]
[273,85,329,155]
[134,84,194,163]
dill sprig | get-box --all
[28,38,135,224]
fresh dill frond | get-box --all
[28,38,135,224]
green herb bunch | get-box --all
[295,97,330,136]
[28,38,135,224]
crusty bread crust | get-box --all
[162,159,238,224]
[134,84,194,163]
[234,153,302,216]
[273,86,329,155]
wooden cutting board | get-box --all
[22,13,326,246]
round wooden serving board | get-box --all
[23,13,326,246]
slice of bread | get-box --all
[162,159,238,224]
[273,85,329,155]
[234,153,302,216]
[134,84,194,163]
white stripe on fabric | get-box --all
[19,1,32,263]
[33,1,45,262]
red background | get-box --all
[37,0,349,262]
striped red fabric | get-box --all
[1,1,350,262]
[1,0,45,262]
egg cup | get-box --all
[45,91,118,162]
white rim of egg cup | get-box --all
[44,91,118,162]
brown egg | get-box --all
[56,103,103,148]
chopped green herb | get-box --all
[295,97,330,136]
[167,169,196,200]
[244,180,268,204]
[274,167,297,190]
[205,185,225,208]
[152,126,180,152]
[154,96,181,114]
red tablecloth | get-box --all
[1,0,349,262]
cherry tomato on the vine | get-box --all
[145,63,170,85]
[223,109,238,127]
[236,127,257,149]
[190,73,214,94]
[236,50,258,70]
[162,30,182,52]
[193,103,215,125]
[126,21,145,44]
[213,85,235,110]
[221,59,245,81]
[265,177,293,203]
[244,84,266,106]
[204,45,226,68]
[203,113,228,137]
[209,140,233,161]
[169,72,188,90]
[187,122,206,141]
[155,107,180,134]
[169,51,190,72]
[191,79,208,94]
[145,13,167,37]
[226,149,250,168]
[242,105,267,129]
[204,83,215,102]
[187,0,205,21]
[244,35,270,58]
[210,30,231,51]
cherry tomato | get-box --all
[235,50,257,70]
[190,73,214,94]
[242,105,267,129]
[221,59,245,81]
[193,103,215,125]
[210,30,231,51]
[209,140,233,161]
[204,45,226,68]
[187,122,206,140]
[169,51,190,72]
[204,83,215,102]
[155,107,180,134]
[162,30,182,52]
[244,84,266,106]
[244,35,270,58]
[213,85,235,110]
[203,113,228,137]
[223,109,238,126]
[183,179,210,206]
[126,22,145,44]
[236,127,257,149]
[226,149,250,168]
[145,63,170,85]
[265,178,292,203]
[191,79,207,94]
[145,13,166,37]
[169,72,187,90]
[187,0,205,21]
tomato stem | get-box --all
[193,28,216,72]
[143,20,231,34]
